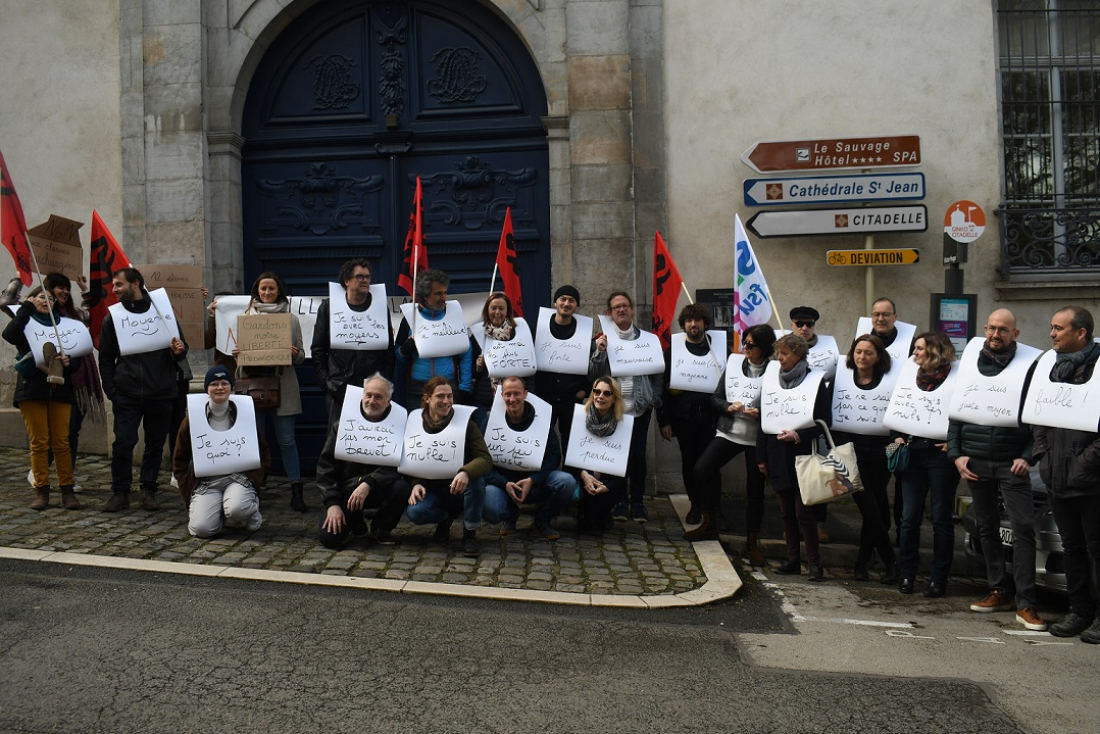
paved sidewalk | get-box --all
[0,447,740,607]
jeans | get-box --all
[110,395,175,494]
[188,479,260,538]
[899,446,960,584]
[20,400,73,487]
[966,456,1038,608]
[1048,492,1100,618]
[692,437,765,528]
[406,476,486,531]
[258,409,301,482]
[626,408,652,505]
[483,470,577,525]
[670,416,715,507]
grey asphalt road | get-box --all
[0,559,1022,734]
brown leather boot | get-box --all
[30,486,50,511]
[683,511,719,541]
[60,485,82,510]
[746,530,766,566]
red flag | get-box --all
[652,231,684,350]
[494,207,523,317]
[0,150,34,286]
[397,176,427,297]
[88,210,130,348]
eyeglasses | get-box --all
[611,304,632,311]
[351,275,371,282]
[794,320,815,328]
[871,312,894,319]
[591,389,614,397]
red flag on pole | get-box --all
[652,231,684,350]
[0,150,34,286]
[494,207,523,317]
[397,176,427,297]
[88,210,130,348]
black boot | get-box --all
[290,482,308,512]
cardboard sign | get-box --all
[135,264,203,290]
[669,331,726,392]
[214,295,321,360]
[484,388,552,472]
[27,215,84,281]
[831,367,893,435]
[133,264,204,348]
[236,312,292,366]
[470,318,538,378]
[534,308,592,376]
[109,288,180,356]
[334,385,407,467]
[949,337,1041,427]
[563,405,634,477]
[883,359,961,441]
[399,405,477,480]
[1021,350,1100,432]
[598,315,664,376]
[328,283,390,349]
[399,300,469,359]
[186,394,262,478]
[24,316,94,365]
[760,361,825,433]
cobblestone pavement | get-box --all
[0,448,708,596]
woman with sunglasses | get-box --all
[684,324,776,560]
[574,376,632,535]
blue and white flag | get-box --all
[733,213,774,333]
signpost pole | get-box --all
[864,234,875,315]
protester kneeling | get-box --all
[173,366,269,538]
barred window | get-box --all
[998,0,1100,276]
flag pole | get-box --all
[680,282,694,305]
[25,245,65,357]
[489,263,498,296]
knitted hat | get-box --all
[204,365,234,389]
[553,285,580,304]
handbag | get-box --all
[795,420,864,506]
[233,368,281,410]
[885,439,911,473]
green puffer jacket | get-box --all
[945,348,1035,464]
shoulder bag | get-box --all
[796,420,864,506]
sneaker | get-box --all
[630,503,649,524]
[372,527,398,546]
[247,511,263,532]
[499,520,518,537]
[1050,612,1092,638]
[1015,607,1048,632]
[102,492,130,513]
[461,529,480,557]
[1080,618,1100,645]
[611,501,629,522]
[534,520,561,541]
[140,491,161,511]
[970,590,1014,613]
[432,518,454,543]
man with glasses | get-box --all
[312,258,395,421]
[947,308,1045,630]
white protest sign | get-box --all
[470,318,538,378]
[760,362,825,433]
[724,354,764,407]
[534,308,592,376]
[598,315,664,376]
[949,338,1041,427]
[399,300,469,359]
[669,331,726,392]
[328,283,390,349]
[484,388,552,472]
[883,359,960,441]
[24,316,93,366]
[1021,350,1100,432]
[399,405,477,480]
[563,405,634,477]
[214,295,322,359]
[831,367,894,435]
[334,385,407,467]
[808,335,839,381]
[109,288,180,356]
[186,394,262,478]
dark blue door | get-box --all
[241,0,550,473]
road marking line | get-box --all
[1023,639,1074,646]
[956,636,1005,644]
[1002,630,1053,637]
[886,629,935,639]
[801,616,914,628]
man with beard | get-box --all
[534,285,590,452]
[947,308,1045,630]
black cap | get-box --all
[553,285,580,304]
[789,306,819,321]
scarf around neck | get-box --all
[585,401,618,437]
[1052,341,1100,382]
[484,322,514,341]
[778,359,810,389]
[981,340,1017,369]
[916,363,951,391]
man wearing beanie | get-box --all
[173,365,270,537]
[535,285,590,452]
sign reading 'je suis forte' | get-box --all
[741,135,921,174]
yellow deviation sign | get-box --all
[827,248,920,267]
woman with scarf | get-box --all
[3,286,79,509]
[469,291,522,433]
[574,376,632,535]
[756,334,832,581]
[233,272,308,511]
[892,331,960,597]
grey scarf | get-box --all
[778,359,810,389]
[585,402,618,438]
[1052,342,1100,382]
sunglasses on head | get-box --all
[794,320,815,328]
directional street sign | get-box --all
[741,135,921,173]
[827,248,920,267]
[745,205,928,238]
[744,173,925,207]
